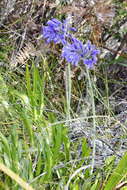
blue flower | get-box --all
[42,18,76,45]
[62,38,100,68]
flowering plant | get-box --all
[43,18,76,45]
[62,38,100,68]
[42,18,100,68]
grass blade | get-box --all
[104,152,127,190]
[0,163,34,190]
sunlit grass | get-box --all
[0,0,127,188]
[1,56,127,190]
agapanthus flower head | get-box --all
[42,18,76,45]
[62,37,100,68]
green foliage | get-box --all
[0,0,127,189]
[103,152,127,190]
[0,36,12,63]
[1,57,127,189]
[0,63,93,189]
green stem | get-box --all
[65,63,71,122]
[86,67,96,174]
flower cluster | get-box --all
[42,18,100,68]
[42,18,76,45]
[62,38,100,68]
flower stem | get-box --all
[86,67,96,174]
[65,63,71,122]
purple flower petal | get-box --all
[42,18,76,45]
[62,38,100,68]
